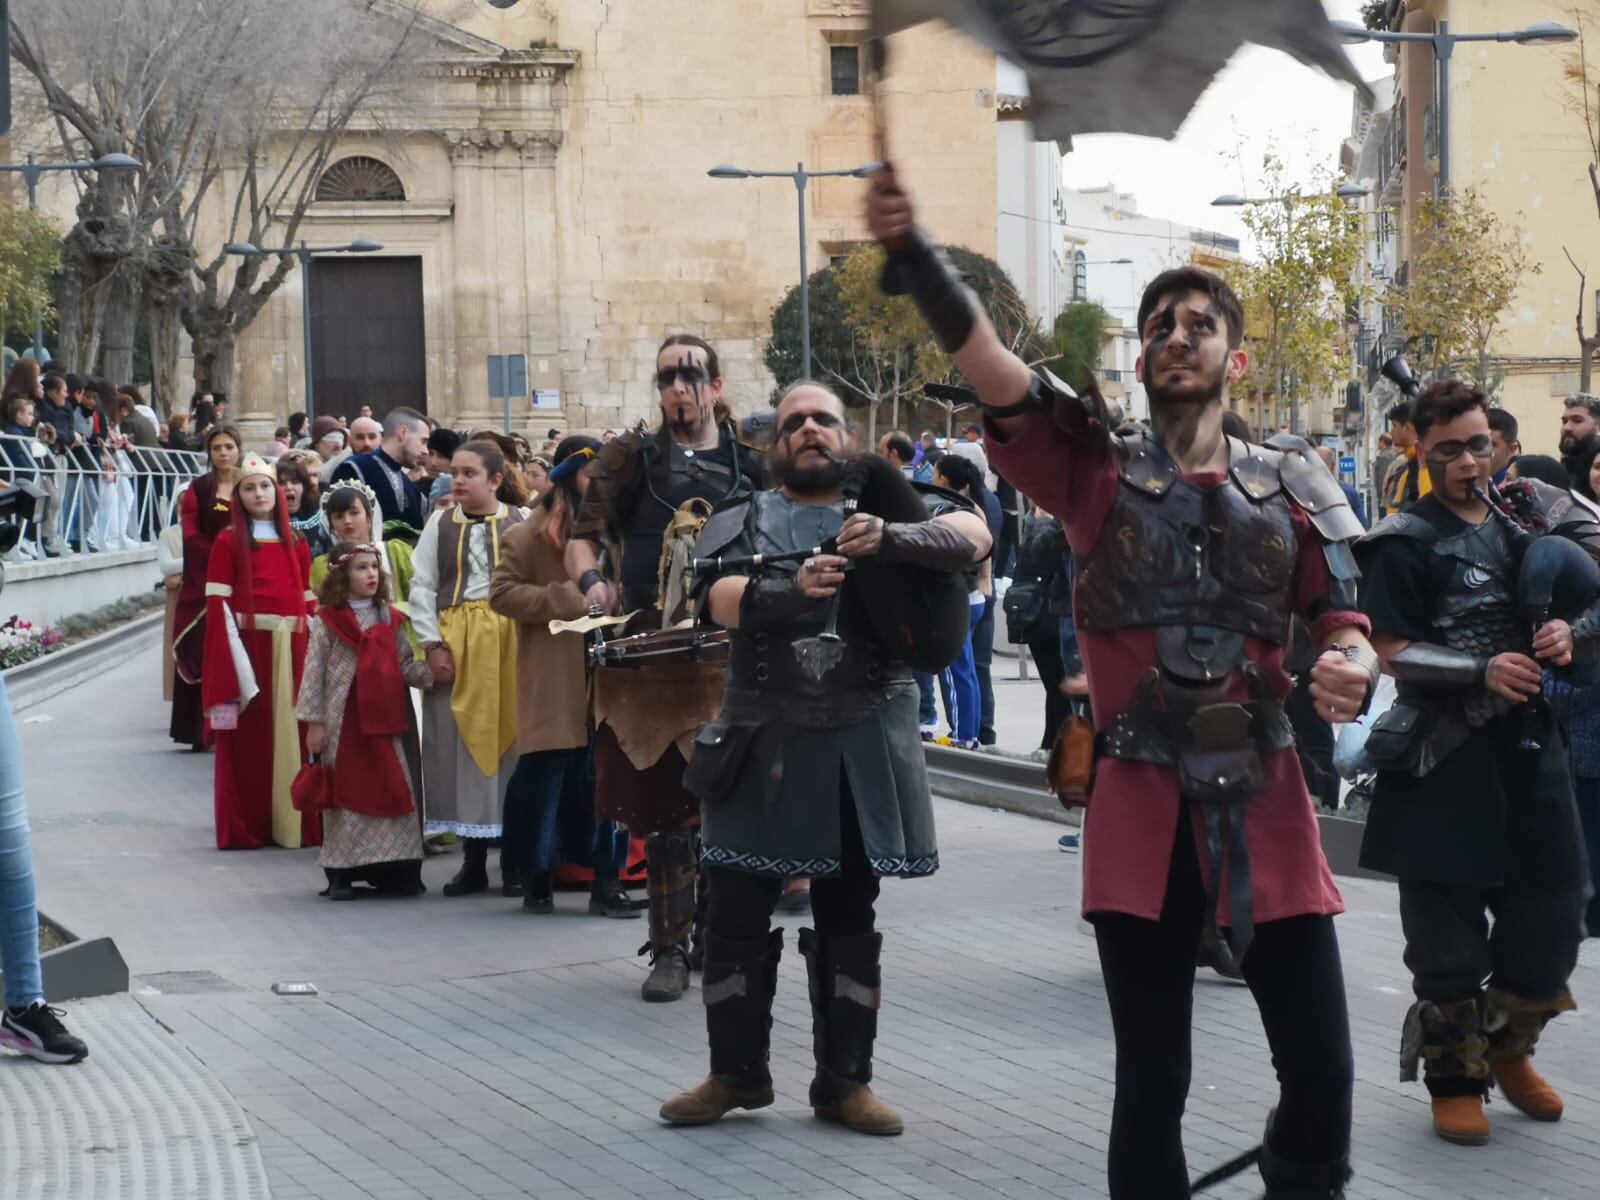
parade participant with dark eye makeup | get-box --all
[866,165,1374,1200]
[564,334,765,1004]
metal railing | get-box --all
[0,432,208,564]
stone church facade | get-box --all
[223,1,999,440]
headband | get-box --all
[328,541,382,569]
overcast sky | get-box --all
[1059,0,1390,244]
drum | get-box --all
[590,626,730,669]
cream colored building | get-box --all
[1365,0,1600,455]
[211,1,999,440]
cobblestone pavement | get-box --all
[10,642,1600,1199]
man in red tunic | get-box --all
[865,171,1378,1200]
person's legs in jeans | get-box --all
[915,671,939,735]
[0,675,88,1064]
[972,595,997,745]
[0,678,43,1011]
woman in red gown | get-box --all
[171,427,241,748]
[202,452,320,850]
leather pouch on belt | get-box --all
[1176,745,1263,807]
[1361,703,1424,773]
[682,720,762,802]
[1047,714,1097,809]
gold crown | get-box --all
[238,452,276,483]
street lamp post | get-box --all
[1332,18,1576,191]
[0,152,143,361]
[1210,187,1370,436]
[708,161,882,379]
[224,236,384,426]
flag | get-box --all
[872,0,1372,142]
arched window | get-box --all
[315,156,406,203]
[1072,250,1087,300]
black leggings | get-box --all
[1092,813,1354,1199]
[705,784,880,943]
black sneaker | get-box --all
[1,1003,89,1064]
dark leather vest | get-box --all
[620,434,750,611]
[1425,516,1525,660]
[1074,435,1299,684]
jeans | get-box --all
[915,672,938,730]
[0,675,43,1009]
[503,748,590,875]
[972,595,996,745]
[937,601,985,744]
[1093,811,1353,1197]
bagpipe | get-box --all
[1385,355,1600,681]
[689,451,974,674]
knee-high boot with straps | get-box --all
[639,827,697,1002]
[1401,994,1491,1145]
[1486,987,1574,1122]
[799,928,903,1135]
[659,929,782,1126]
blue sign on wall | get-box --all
[1338,455,1356,477]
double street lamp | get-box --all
[224,237,384,426]
[0,151,144,361]
[1331,17,1576,190]
[708,161,882,379]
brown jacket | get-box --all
[489,509,590,754]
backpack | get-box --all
[656,497,715,629]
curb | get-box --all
[926,743,1385,880]
[4,608,164,713]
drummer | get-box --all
[565,333,764,1003]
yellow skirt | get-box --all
[439,599,519,777]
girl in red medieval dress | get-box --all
[171,426,241,749]
[202,452,320,850]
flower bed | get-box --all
[0,616,65,669]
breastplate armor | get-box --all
[1075,436,1299,683]
[1427,516,1526,659]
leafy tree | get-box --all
[0,204,62,353]
[764,245,1044,436]
[1559,7,1600,388]
[1360,2,1397,32]
[1045,300,1112,390]
[1223,156,1367,432]
[1385,188,1533,393]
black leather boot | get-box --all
[1258,1110,1351,1199]
[442,838,490,897]
[659,929,782,1125]
[326,869,355,902]
[799,928,903,1135]
[640,943,692,1003]
[522,870,554,913]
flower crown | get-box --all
[328,541,383,570]
[319,477,381,519]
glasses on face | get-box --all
[777,410,843,436]
[1425,433,1493,464]
[656,364,709,391]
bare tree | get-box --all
[1566,248,1600,393]
[10,0,447,406]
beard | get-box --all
[1560,430,1592,456]
[774,449,844,494]
[1144,347,1227,411]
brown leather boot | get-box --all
[659,1075,774,1126]
[1430,1095,1490,1146]
[815,1083,904,1136]
[1491,1054,1564,1121]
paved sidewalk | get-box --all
[9,642,1600,1199]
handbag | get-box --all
[291,756,335,813]
[1046,714,1097,809]
[682,719,762,802]
[1001,579,1047,643]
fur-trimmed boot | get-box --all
[1402,995,1492,1146]
[1486,987,1575,1122]
[659,929,782,1126]
[799,928,903,1136]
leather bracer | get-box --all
[1388,643,1487,689]
[878,228,980,354]
[737,575,816,631]
[877,520,977,573]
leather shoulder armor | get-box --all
[1115,429,1179,497]
[692,499,754,569]
[1229,439,1284,501]
[1267,436,1365,544]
